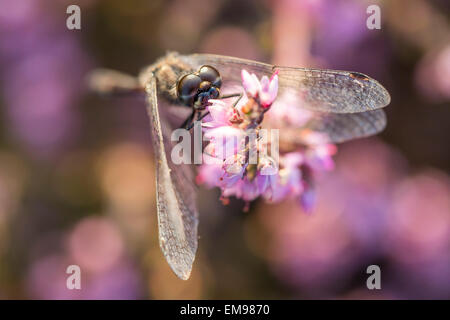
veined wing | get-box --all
[276,67,390,113]
[145,76,198,280]
[183,53,389,141]
[274,109,387,144]
[306,109,387,143]
[182,54,391,114]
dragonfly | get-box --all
[88,52,391,280]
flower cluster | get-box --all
[196,69,336,212]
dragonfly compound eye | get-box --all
[177,74,202,105]
[198,65,222,88]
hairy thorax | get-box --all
[139,52,194,103]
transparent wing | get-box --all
[274,109,387,144]
[182,54,391,114]
[145,77,198,280]
[182,53,390,142]
[306,109,387,143]
[275,67,390,113]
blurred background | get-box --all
[0,0,449,299]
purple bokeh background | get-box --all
[0,0,448,299]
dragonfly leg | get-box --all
[220,93,241,99]
[197,110,210,122]
[186,111,210,131]
[220,92,244,109]
[184,92,244,130]
[231,92,243,109]
[180,109,197,129]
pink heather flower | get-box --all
[241,69,261,97]
[204,126,244,160]
[241,69,278,108]
[222,179,259,202]
[258,154,279,176]
[267,91,313,127]
[301,131,337,171]
[202,99,237,128]
[263,152,304,203]
[197,68,337,212]
[299,184,316,213]
[196,154,223,187]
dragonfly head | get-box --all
[177,65,222,109]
